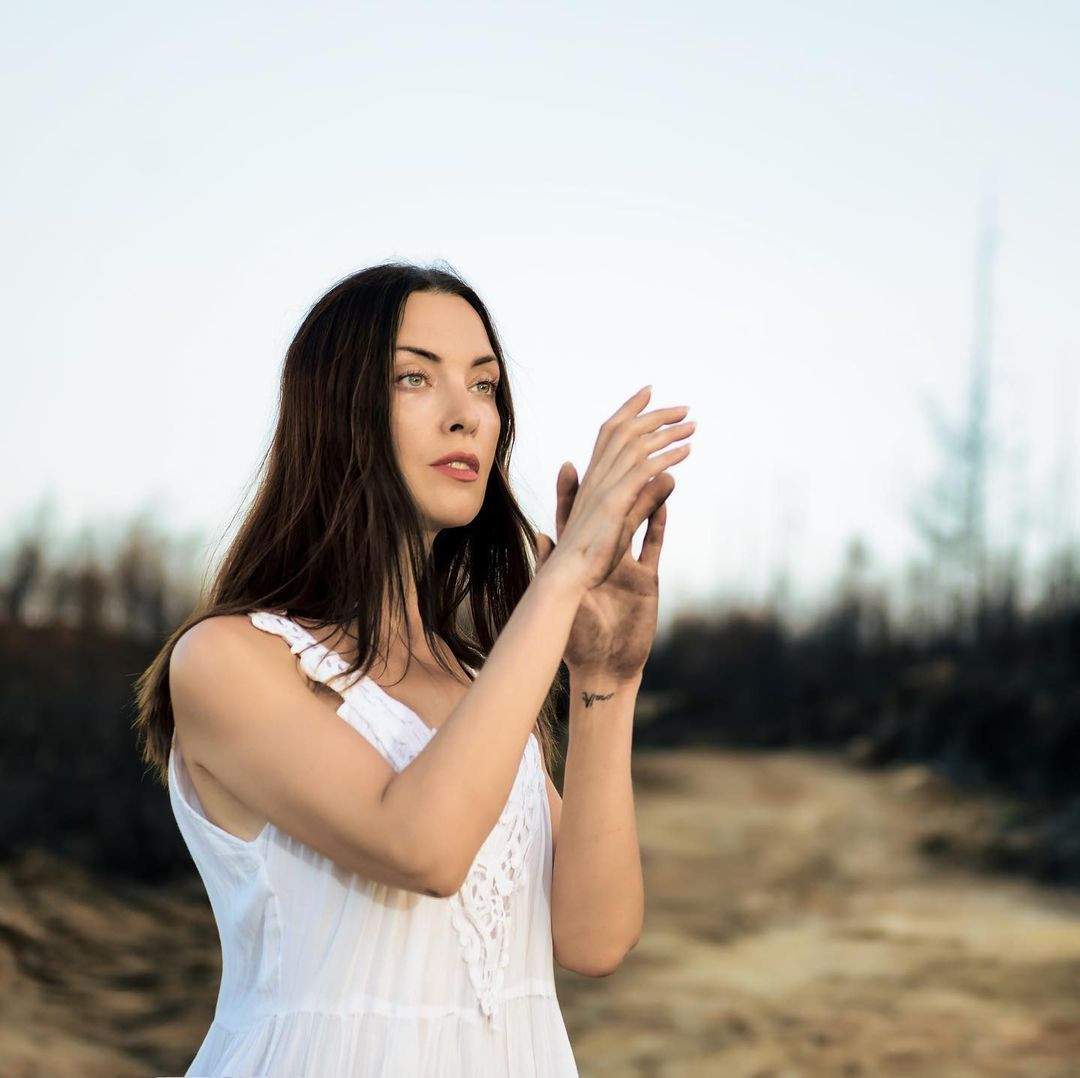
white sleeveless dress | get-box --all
[167,610,579,1077]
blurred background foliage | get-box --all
[4,410,1078,887]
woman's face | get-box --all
[391,290,502,542]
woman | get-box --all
[134,261,694,1077]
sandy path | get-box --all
[558,749,1080,1077]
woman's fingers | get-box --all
[626,472,675,546]
[642,441,692,477]
[609,418,695,489]
[637,496,668,571]
[647,419,696,450]
[589,402,691,489]
[588,386,652,468]
[544,385,692,591]
[553,461,579,542]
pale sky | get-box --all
[3,1,1077,630]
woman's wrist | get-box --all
[565,663,643,688]
[534,548,588,603]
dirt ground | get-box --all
[562,749,1080,1077]
[2,748,1079,1076]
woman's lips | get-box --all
[431,463,479,481]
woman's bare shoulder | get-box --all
[172,613,304,687]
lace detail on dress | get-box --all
[448,734,547,1032]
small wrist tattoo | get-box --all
[581,689,616,708]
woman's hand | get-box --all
[536,464,673,681]
[534,385,694,680]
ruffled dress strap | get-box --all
[247,610,435,771]
[247,610,366,694]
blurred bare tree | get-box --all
[1,497,53,624]
[0,503,201,640]
[113,515,172,640]
[1042,355,1080,614]
[3,536,44,623]
[910,192,998,642]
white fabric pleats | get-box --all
[167,610,578,1077]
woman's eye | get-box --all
[396,371,500,396]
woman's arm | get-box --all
[550,669,644,975]
[380,557,586,895]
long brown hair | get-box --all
[133,260,564,788]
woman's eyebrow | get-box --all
[395,345,500,370]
